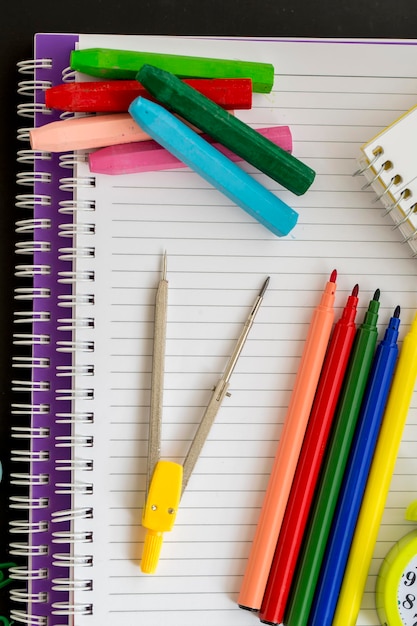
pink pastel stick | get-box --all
[88,126,292,175]
[29,111,208,152]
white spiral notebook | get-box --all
[12,33,417,626]
[357,103,417,256]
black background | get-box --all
[1,0,417,619]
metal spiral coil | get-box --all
[9,520,49,535]
[14,287,51,300]
[13,47,97,624]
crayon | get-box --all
[129,97,298,237]
[88,125,293,175]
[29,112,206,153]
[45,77,253,112]
[70,47,274,93]
[137,64,315,196]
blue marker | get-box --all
[309,306,401,626]
[128,97,298,237]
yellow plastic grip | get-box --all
[141,460,183,574]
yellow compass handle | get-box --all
[141,530,164,574]
[141,460,183,574]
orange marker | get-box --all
[238,270,337,612]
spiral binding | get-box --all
[12,40,95,624]
[356,146,417,255]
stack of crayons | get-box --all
[31,47,317,238]
[237,271,417,626]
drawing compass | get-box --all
[141,254,269,573]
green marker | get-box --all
[284,289,381,626]
[137,64,315,196]
[70,47,274,93]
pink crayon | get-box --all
[88,125,292,175]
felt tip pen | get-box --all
[238,270,337,612]
[285,289,380,626]
[45,77,253,112]
[88,125,293,176]
[70,47,274,93]
[332,310,417,626]
[137,64,316,196]
[309,305,400,626]
[129,97,298,238]
[259,283,359,626]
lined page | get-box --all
[71,36,417,626]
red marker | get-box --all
[259,283,359,625]
[45,77,253,112]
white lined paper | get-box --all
[71,36,417,626]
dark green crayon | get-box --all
[137,64,316,196]
[70,47,274,93]
[285,289,381,626]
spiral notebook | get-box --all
[10,33,417,626]
[357,103,417,257]
[12,33,80,625]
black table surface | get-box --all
[2,0,417,619]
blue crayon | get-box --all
[309,306,401,626]
[128,97,298,237]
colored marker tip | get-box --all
[352,283,359,297]
[330,269,337,283]
[373,288,381,301]
[394,305,401,318]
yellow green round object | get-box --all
[377,528,417,625]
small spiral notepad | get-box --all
[357,104,417,256]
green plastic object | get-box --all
[70,47,274,93]
[137,64,316,196]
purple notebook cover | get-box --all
[29,32,79,623]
